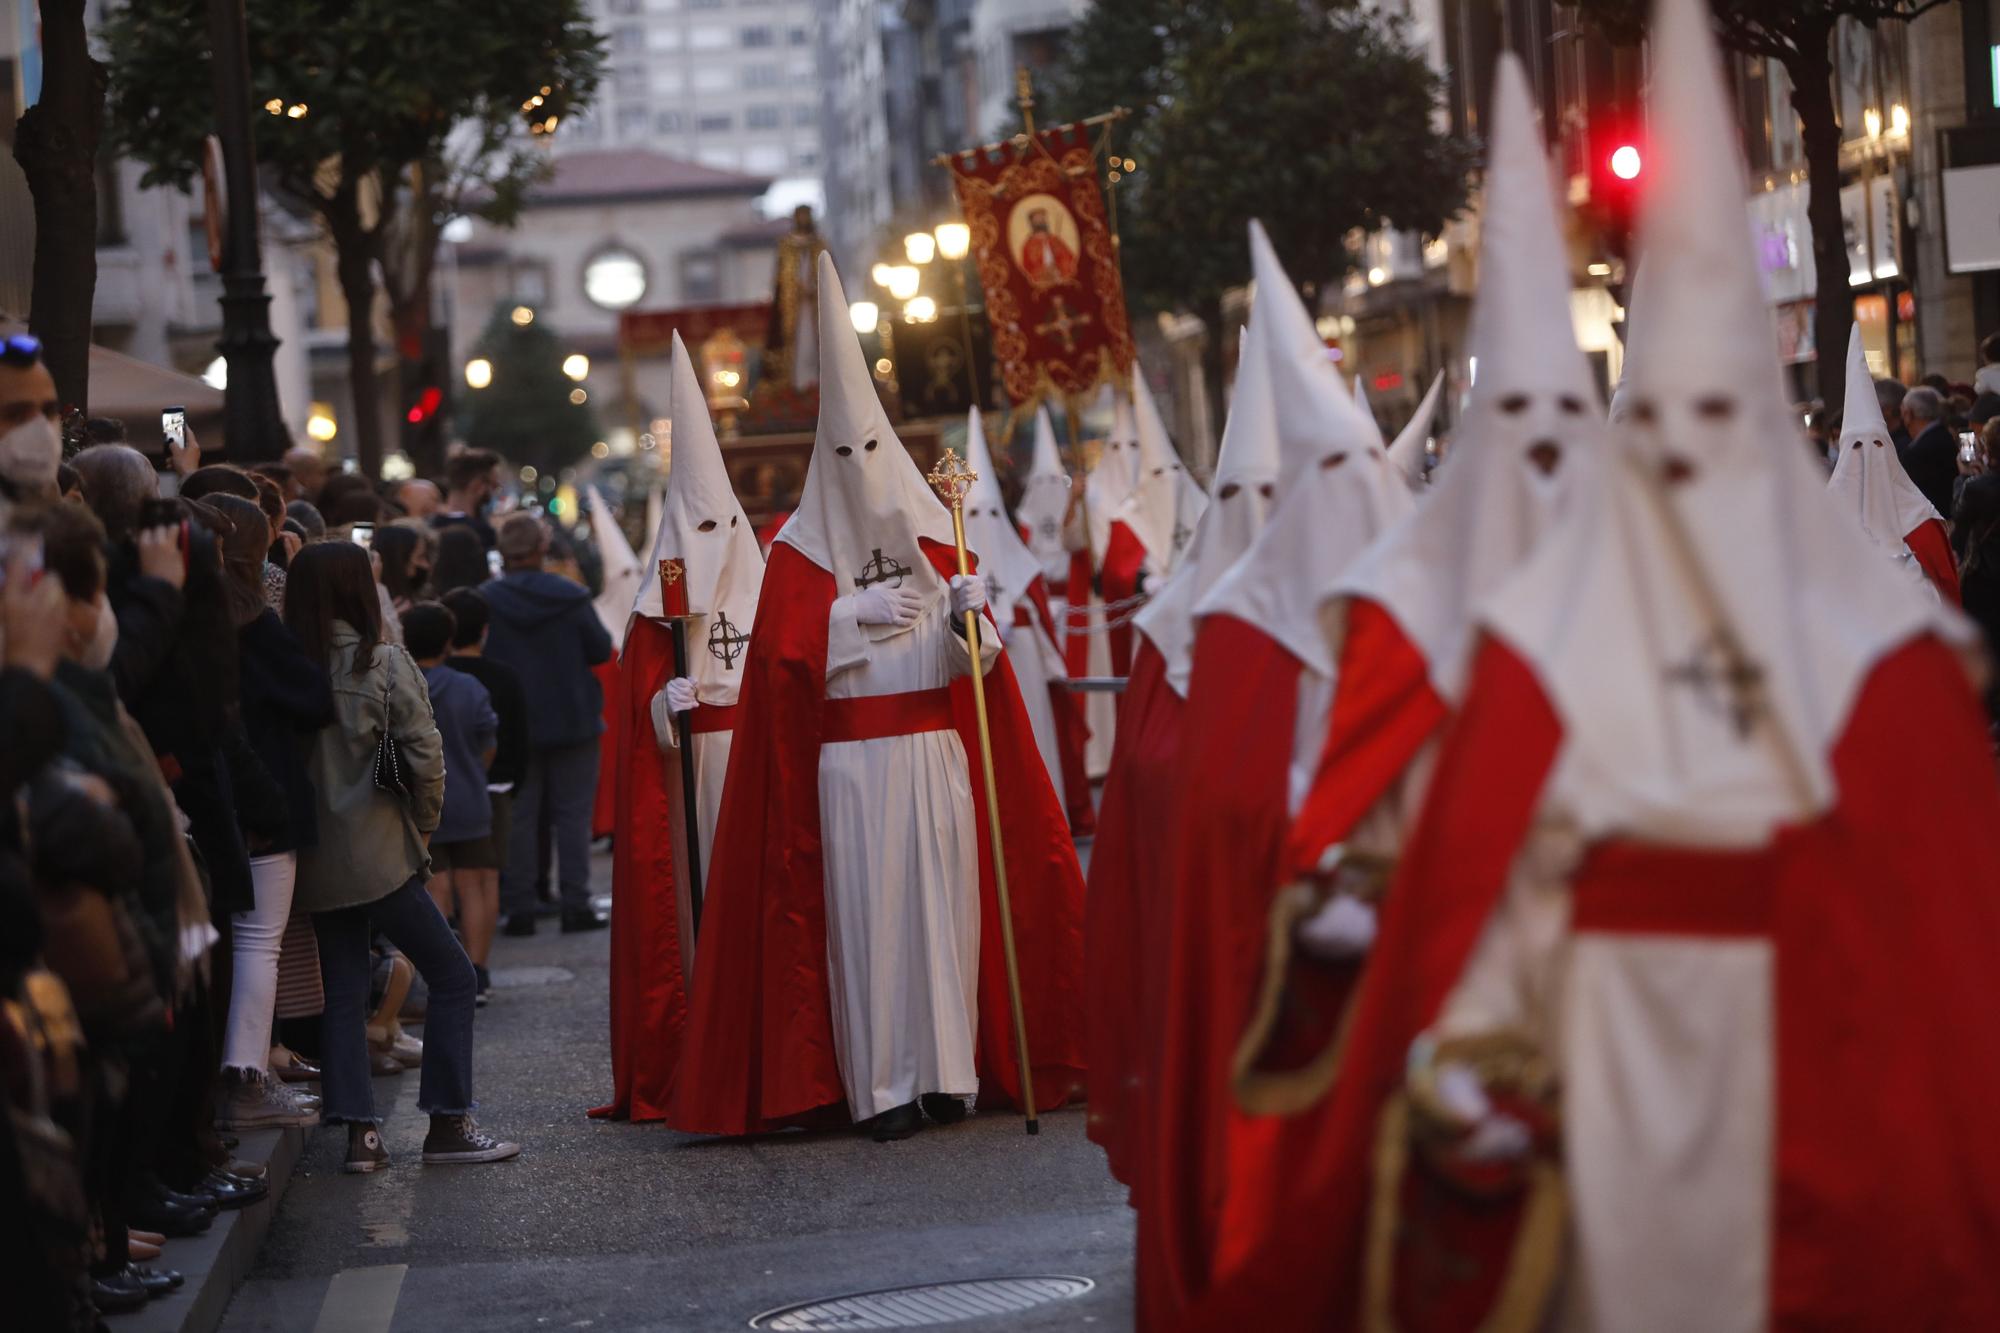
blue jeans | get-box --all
[315,874,478,1124]
[500,738,599,916]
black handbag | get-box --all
[370,670,411,801]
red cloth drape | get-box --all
[1135,616,1302,1328]
[1100,521,1147,676]
[1904,516,1961,605]
[666,540,1087,1135]
[589,618,687,1122]
[1081,639,1181,1183]
[590,656,621,837]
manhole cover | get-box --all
[749,1276,1095,1329]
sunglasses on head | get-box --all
[1,334,43,368]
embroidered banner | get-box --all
[943,121,1135,413]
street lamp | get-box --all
[934,222,970,262]
[904,295,938,323]
[886,265,921,300]
[871,262,894,289]
[562,353,590,381]
[849,300,880,333]
[904,231,936,265]
[465,357,493,389]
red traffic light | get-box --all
[1609,144,1642,181]
[406,385,443,424]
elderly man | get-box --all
[1899,384,1959,517]
[482,513,613,936]
[396,478,443,520]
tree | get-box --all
[102,0,604,478]
[457,304,600,477]
[1047,0,1476,432]
[13,0,103,416]
[1571,0,1944,409]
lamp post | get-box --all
[207,0,291,461]
[931,221,981,408]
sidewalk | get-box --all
[120,1124,308,1333]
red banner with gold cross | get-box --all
[943,120,1135,413]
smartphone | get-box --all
[350,522,374,551]
[162,406,187,451]
[0,533,44,589]
[485,548,503,578]
[1960,431,1980,464]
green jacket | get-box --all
[295,624,443,914]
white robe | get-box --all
[1081,596,1116,779]
[1003,610,1068,818]
[820,586,999,1120]
[647,710,733,974]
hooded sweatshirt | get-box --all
[481,569,615,749]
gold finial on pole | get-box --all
[925,447,1041,1135]
[1015,65,1037,137]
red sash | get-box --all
[1570,841,1776,938]
[688,701,742,735]
[821,687,954,744]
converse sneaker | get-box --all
[421,1114,521,1165]
[215,1068,320,1131]
[343,1124,390,1174]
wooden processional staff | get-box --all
[926,447,1040,1135]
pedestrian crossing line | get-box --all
[310,1264,408,1333]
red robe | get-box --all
[1081,638,1180,1183]
[666,540,1087,1134]
[1905,515,1961,605]
[1196,630,2000,1329]
[1135,615,1303,1327]
[1099,520,1148,676]
[591,656,621,837]
[590,616,691,1122]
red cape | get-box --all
[1135,615,1303,1327]
[591,656,622,837]
[590,616,689,1122]
[1905,516,1962,605]
[1064,550,1094,678]
[1198,631,2000,1328]
[666,540,1088,1135]
[1081,638,1181,1183]
[1023,574,1096,837]
[1099,520,1147,675]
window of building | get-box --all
[796,148,818,169]
[691,24,728,49]
[648,25,683,50]
[690,0,723,9]
[693,65,732,93]
[511,262,552,308]
[612,24,643,52]
[652,68,685,96]
[744,145,787,174]
[655,109,686,134]
[792,102,817,126]
[616,104,651,137]
[741,25,774,47]
[696,146,738,170]
[680,250,721,303]
[745,104,781,129]
[607,0,640,12]
[787,25,809,46]
[743,63,780,89]
[696,112,733,132]
[613,65,647,94]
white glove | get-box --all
[664,677,699,716]
[949,574,987,617]
[1296,894,1377,961]
[853,584,923,627]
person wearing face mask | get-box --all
[0,332,62,510]
[666,255,1086,1144]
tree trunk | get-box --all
[326,188,386,479]
[1788,27,1850,411]
[13,0,102,418]
[1196,295,1228,446]
[382,164,446,478]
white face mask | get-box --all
[81,595,118,672]
[0,415,61,491]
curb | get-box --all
[121,1123,307,1333]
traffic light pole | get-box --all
[208,0,291,462]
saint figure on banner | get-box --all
[1011,196,1081,288]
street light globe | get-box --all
[934,222,971,261]
[464,357,493,389]
[306,407,338,442]
[904,295,938,323]
[871,262,894,289]
[904,231,937,265]
[562,353,590,381]
[510,305,535,327]
[849,300,880,333]
[886,265,921,300]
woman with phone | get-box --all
[283,541,520,1172]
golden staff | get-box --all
[926,446,1040,1135]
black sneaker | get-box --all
[343,1124,391,1174]
[919,1092,970,1126]
[474,963,492,1007]
[501,913,537,938]
[860,1101,924,1142]
[559,908,608,933]
[422,1114,521,1164]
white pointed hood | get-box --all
[1335,55,1606,708]
[1480,0,1959,844]
[1137,317,1283,695]
[1385,370,1446,491]
[960,406,1048,630]
[1828,324,1942,562]
[1118,370,1198,576]
[779,253,955,631]
[636,333,765,698]
[1200,220,1412,676]
[1016,405,1073,582]
[1085,388,1139,565]
[589,484,644,648]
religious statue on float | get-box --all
[763,204,831,391]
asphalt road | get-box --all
[216,845,1133,1333]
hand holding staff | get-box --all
[927,447,1040,1135]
